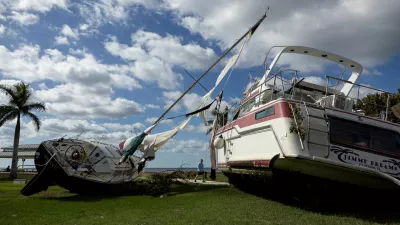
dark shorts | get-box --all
[197,171,204,175]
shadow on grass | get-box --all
[38,182,226,202]
[227,171,400,224]
[39,195,111,202]
[168,182,226,196]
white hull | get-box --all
[216,99,400,190]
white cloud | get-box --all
[0,24,5,35]
[303,76,326,86]
[347,83,386,100]
[31,118,106,136]
[102,122,144,131]
[76,0,161,27]
[33,83,145,118]
[145,104,160,109]
[0,44,142,90]
[162,90,181,101]
[0,118,145,149]
[79,23,89,31]
[160,90,226,122]
[110,73,142,90]
[162,91,203,111]
[68,48,88,56]
[106,31,216,70]
[8,11,39,25]
[161,139,208,154]
[302,76,383,99]
[0,79,20,86]
[104,31,216,90]
[145,117,157,123]
[229,97,241,105]
[145,117,173,125]
[184,123,207,133]
[363,68,383,76]
[0,79,20,104]
[9,0,68,13]
[0,44,145,119]
[38,82,48,90]
[54,36,69,45]
[105,35,181,89]
[0,121,17,148]
[160,0,400,75]
[60,24,79,40]
[132,30,216,70]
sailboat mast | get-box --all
[153,11,268,125]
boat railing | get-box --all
[231,70,394,123]
[231,69,303,121]
[323,75,393,121]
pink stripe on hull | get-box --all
[218,160,270,168]
[216,101,293,135]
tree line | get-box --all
[356,89,400,124]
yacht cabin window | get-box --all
[255,106,275,120]
[329,117,400,155]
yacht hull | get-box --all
[216,99,400,192]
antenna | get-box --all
[95,134,106,143]
[73,130,86,140]
[58,134,67,141]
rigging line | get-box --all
[220,7,270,92]
[165,114,187,120]
[183,69,209,92]
[221,29,253,92]
[152,12,268,126]
[164,96,220,120]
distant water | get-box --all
[143,168,222,173]
[0,167,222,173]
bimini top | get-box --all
[261,46,363,97]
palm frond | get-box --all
[0,105,18,119]
[0,84,17,104]
[21,102,46,114]
[0,105,18,113]
[0,110,19,127]
[13,82,31,107]
[25,112,41,131]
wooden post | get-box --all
[209,118,218,180]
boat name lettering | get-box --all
[330,146,400,175]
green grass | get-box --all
[213,173,229,182]
[1,173,400,225]
[139,171,229,182]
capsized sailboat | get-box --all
[20,10,269,196]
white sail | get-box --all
[138,116,191,153]
[118,12,268,165]
[196,32,254,125]
[130,32,256,155]
[215,54,239,87]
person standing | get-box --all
[194,159,205,182]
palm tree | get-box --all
[0,81,46,178]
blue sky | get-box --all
[0,0,399,168]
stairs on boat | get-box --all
[299,102,330,158]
